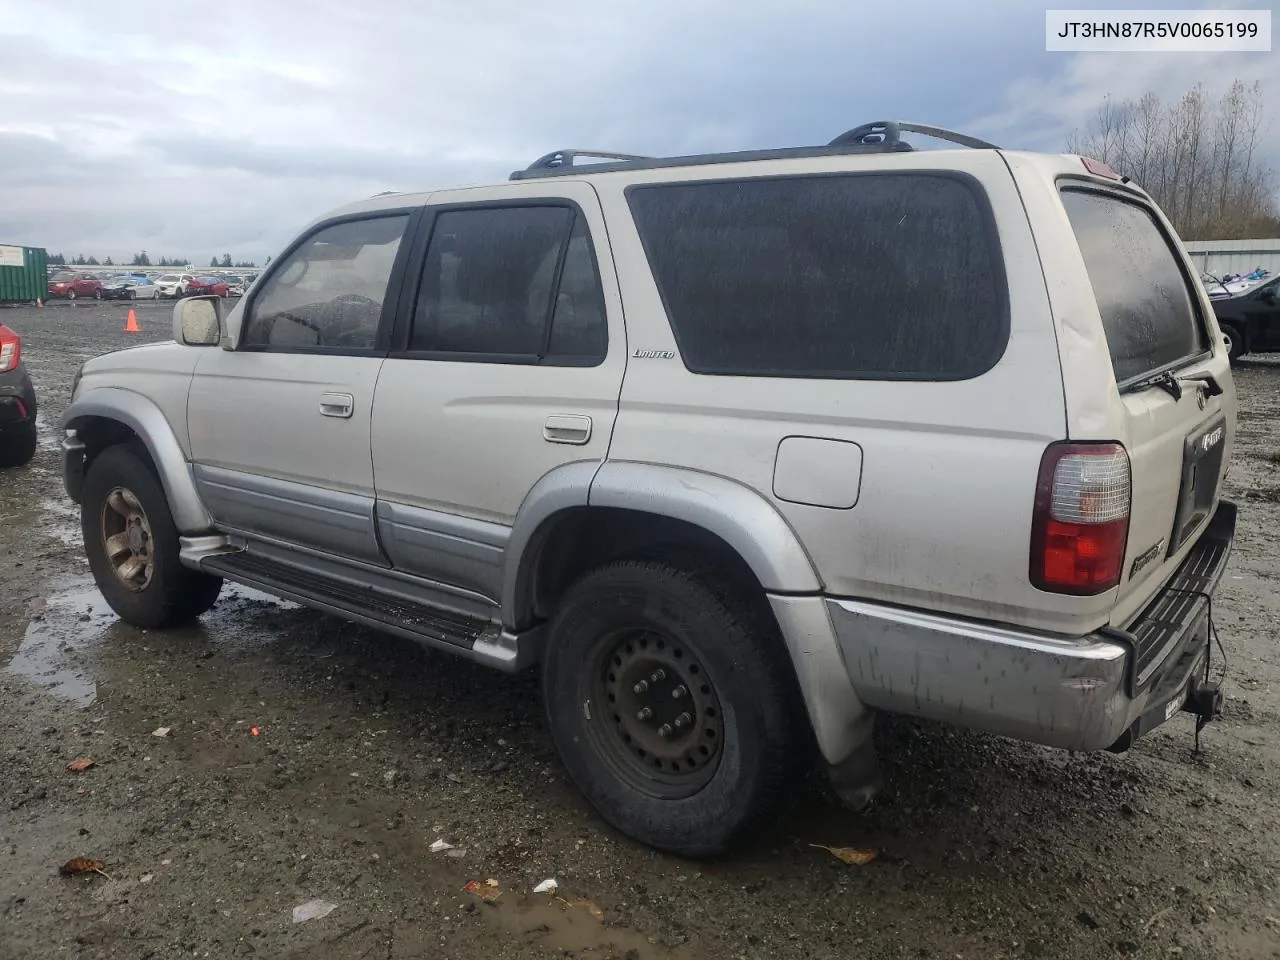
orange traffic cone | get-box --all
[124,308,141,333]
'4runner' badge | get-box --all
[1201,425,1224,453]
[632,348,675,359]
[1129,539,1165,580]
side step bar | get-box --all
[199,551,538,673]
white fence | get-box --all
[1182,238,1280,278]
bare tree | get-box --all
[1068,80,1278,239]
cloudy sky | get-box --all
[0,0,1275,265]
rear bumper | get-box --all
[829,500,1236,752]
[0,367,37,428]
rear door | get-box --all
[369,181,624,602]
[1057,184,1234,626]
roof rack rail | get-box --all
[509,121,998,180]
[517,149,654,175]
[828,121,999,151]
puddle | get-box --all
[6,584,112,707]
[5,579,295,708]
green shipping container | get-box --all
[0,244,50,304]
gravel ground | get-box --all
[1,299,1278,960]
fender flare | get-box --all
[502,460,825,628]
[502,460,868,764]
[62,387,213,534]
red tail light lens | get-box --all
[0,325,20,373]
[1030,442,1131,595]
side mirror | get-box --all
[173,296,222,346]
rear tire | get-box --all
[541,560,803,857]
[1219,322,1245,364]
[0,420,37,467]
[93,289,102,300]
[81,445,223,628]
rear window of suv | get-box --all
[627,173,1008,379]
[1060,188,1207,383]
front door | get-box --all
[187,211,417,564]
[369,184,624,601]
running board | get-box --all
[199,550,537,672]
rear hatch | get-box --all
[1054,179,1234,630]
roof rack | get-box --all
[521,149,655,173]
[509,120,999,180]
[828,121,999,151]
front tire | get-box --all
[93,289,102,300]
[0,420,37,468]
[542,560,803,857]
[66,290,77,301]
[81,445,223,628]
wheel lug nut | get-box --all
[633,680,649,694]
[636,707,653,721]
[650,669,666,683]
[674,712,692,729]
[671,685,687,699]
[657,724,673,738]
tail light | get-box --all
[0,325,20,373]
[1030,442,1131,595]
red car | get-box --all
[48,272,104,301]
[187,276,231,297]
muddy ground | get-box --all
[1,299,1278,960]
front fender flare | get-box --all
[62,387,213,534]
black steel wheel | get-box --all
[542,559,805,857]
[586,627,725,799]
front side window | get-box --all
[243,215,409,351]
[1061,189,1207,383]
[408,205,607,363]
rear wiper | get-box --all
[1122,369,1224,401]
[1124,370,1182,399]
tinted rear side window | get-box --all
[627,173,1007,379]
[1060,189,1206,383]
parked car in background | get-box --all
[155,274,195,298]
[102,275,161,300]
[1211,273,1280,363]
[187,276,231,297]
[222,275,246,296]
[48,271,104,301]
[0,323,37,467]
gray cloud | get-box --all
[1,0,1275,263]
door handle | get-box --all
[319,392,354,419]
[543,414,592,445]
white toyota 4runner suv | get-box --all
[62,122,1237,856]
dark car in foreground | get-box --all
[0,324,37,467]
[1212,273,1280,363]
